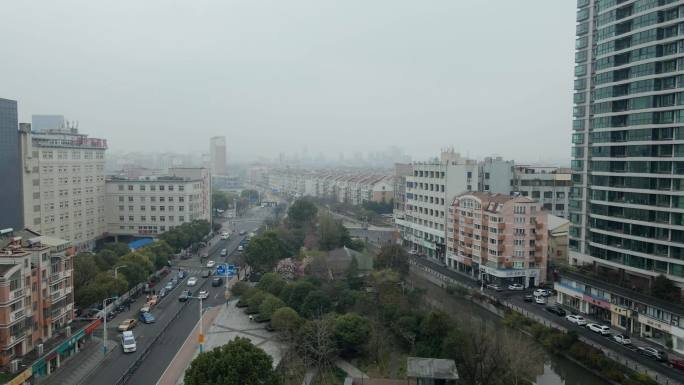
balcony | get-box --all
[9,309,25,323]
[8,289,25,302]
[1,331,27,350]
[49,271,65,284]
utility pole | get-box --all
[102,296,117,355]
[114,265,127,279]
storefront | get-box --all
[479,265,540,288]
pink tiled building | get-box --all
[447,192,548,288]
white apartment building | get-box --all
[396,150,479,260]
[513,166,572,219]
[19,123,107,251]
[104,168,210,237]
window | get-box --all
[128,185,134,191]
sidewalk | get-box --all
[335,359,368,379]
[38,337,116,385]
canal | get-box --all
[407,271,609,385]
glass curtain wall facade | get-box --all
[570,0,684,286]
[0,98,22,230]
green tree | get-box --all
[244,231,290,272]
[74,253,100,291]
[231,281,250,296]
[318,214,351,251]
[301,290,332,319]
[212,191,231,211]
[334,313,370,356]
[184,337,279,385]
[271,307,303,335]
[651,274,681,303]
[257,272,286,296]
[247,290,269,314]
[75,272,127,307]
[96,249,119,269]
[281,281,316,312]
[375,244,409,277]
[259,294,287,320]
[287,198,318,228]
[416,310,451,357]
[102,242,131,257]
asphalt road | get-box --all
[411,257,684,384]
[82,207,272,385]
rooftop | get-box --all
[406,357,459,380]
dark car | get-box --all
[638,347,667,362]
[179,290,191,302]
[211,277,223,287]
[139,312,156,324]
[523,295,534,302]
[545,306,566,316]
[670,358,684,371]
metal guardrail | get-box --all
[113,277,211,385]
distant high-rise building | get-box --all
[571,1,684,287]
[0,98,23,230]
[209,136,227,176]
[31,114,65,131]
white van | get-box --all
[121,330,137,353]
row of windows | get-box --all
[591,108,684,128]
[118,205,186,212]
[593,74,684,100]
[407,181,446,192]
[590,174,684,190]
[589,245,684,277]
[412,170,445,178]
[596,0,677,28]
[40,150,104,160]
[591,159,684,173]
[117,195,188,202]
[590,188,684,208]
[589,126,683,142]
[597,6,682,42]
[117,184,186,192]
[593,58,681,87]
[590,143,682,157]
[595,40,684,72]
[118,215,186,222]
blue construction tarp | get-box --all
[128,237,154,251]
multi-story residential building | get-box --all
[447,192,548,288]
[570,0,684,289]
[478,156,515,194]
[513,166,572,219]
[0,98,23,231]
[104,167,211,238]
[555,270,684,355]
[19,123,107,251]
[209,136,227,176]
[397,150,479,260]
[0,229,74,367]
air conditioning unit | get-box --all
[37,343,44,355]
[10,359,20,373]
[65,326,71,337]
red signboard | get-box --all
[84,319,101,334]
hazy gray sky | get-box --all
[1,1,576,164]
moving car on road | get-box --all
[486,283,502,292]
[121,331,137,353]
[508,283,524,291]
[669,358,684,371]
[534,296,546,305]
[613,334,631,345]
[198,290,209,300]
[139,305,151,314]
[534,289,550,297]
[179,290,191,302]
[523,295,534,302]
[201,270,210,278]
[165,282,173,291]
[139,312,156,324]
[237,245,244,252]
[187,277,198,286]
[220,248,228,256]
[545,306,566,316]
[220,232,230,240]
[212,277,223,287]
[206,260,216,268]
[117,319,137,332]
[239,230,246,236]
[587,323,611,335]
[565,314,587,326]
[638,347,667,361]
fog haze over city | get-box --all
[1,1,575,164]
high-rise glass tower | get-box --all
[570,0,684,287]
[0,98,23,230]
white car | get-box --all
[613,334,632,345]
[508,283,524,291]
[121,331,137,353]
[533,289,550,297]
[587,323,611,335]
[534,296,546,305]
[206,260,216,268]
[220,232,229,240]
[198,290,209,300]
[237,245,244,252]
[187,277,198,287]
[565,314,587,326]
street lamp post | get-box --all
[114,265,127,279]
[102,296,118,355]
[189,295,205,353]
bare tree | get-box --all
[297,316,338,377]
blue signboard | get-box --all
[216,264,237,277]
